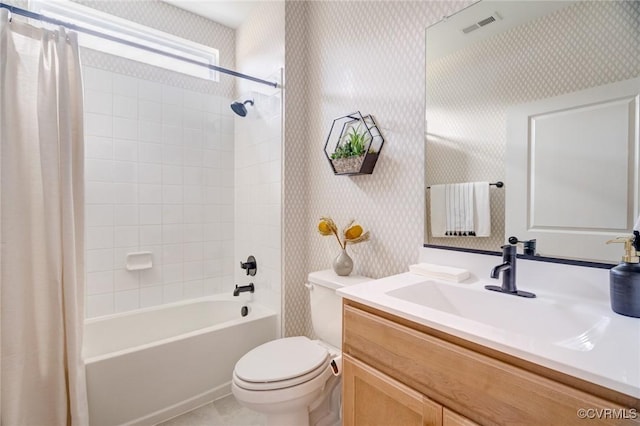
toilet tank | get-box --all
[307,270,371,349]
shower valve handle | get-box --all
[240,261,256,272]
[240,255,257,276]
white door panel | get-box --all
[506,77,639,262]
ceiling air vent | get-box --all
[462,12,502,34]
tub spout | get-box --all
[233,283,255,296]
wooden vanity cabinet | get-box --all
[443,408,480,426]
[343,355,444,426]
[343,353,479,426]
[342,300,640,426]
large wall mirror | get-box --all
[425,0,639,263]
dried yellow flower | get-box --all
[318,220,333,236]
[318,216,370,250]
[344,224,363,240]
[318,217,343,248]
[345,231,370,245]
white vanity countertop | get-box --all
[337,248,640,399]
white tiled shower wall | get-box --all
[233,89,282,323]
[233,2,284,332]
[83,65,235,318]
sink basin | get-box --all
[386,280,610,351]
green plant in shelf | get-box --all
[331,125,370,159]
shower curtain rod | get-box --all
[0,2,279,88]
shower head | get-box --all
[230,99,254,117]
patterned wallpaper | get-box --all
[235,1,284,97]
[283,1,311,338]
[426,0,640,251]
[283,0,472,337]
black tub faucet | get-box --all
[485,244,536,298]
[233,283,255,296]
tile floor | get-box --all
[158,395,266,426]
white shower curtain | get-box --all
[0,9,89,426]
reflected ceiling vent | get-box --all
[462,12,502,34]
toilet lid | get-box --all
[235,336,329,383]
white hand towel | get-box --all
[473,181,491,237]
[445,182,474,236]
[429,184,446,237]
[429,181,492,237]
[409,263,470,282]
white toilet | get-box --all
[232,270,371,426]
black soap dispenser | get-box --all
[606,230,640,318]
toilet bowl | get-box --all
[232,270,371,426]
[232,337,340,426]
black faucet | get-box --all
[485,245,536,298]
[233,283,255,296]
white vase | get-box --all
[333,248,353,276]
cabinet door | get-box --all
[443,408,479,426]
[343,354,442,426]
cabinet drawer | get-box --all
[343,304,638,425]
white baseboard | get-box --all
[123,382,232,426]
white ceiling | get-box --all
[161,0,260,29]
[427,1,577,62]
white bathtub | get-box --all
[83,296,277,426]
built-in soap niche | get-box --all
[324,111,384,175]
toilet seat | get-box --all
[233,336,331,391]
[233,360,330,391]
